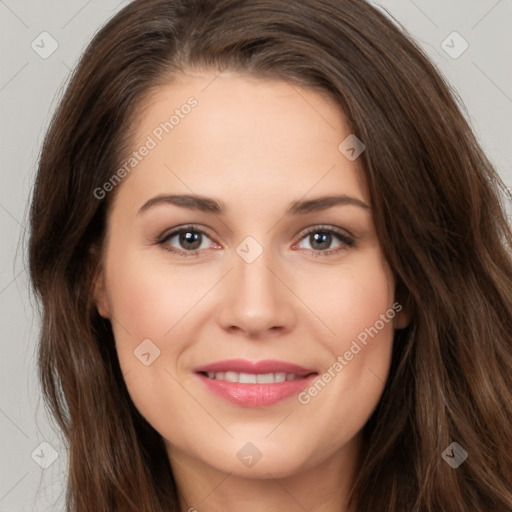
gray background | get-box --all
[1,1,511,510]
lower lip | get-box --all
[196,373,318,407]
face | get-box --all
[94,71,408,481]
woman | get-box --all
[28,0,512,510]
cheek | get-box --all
[338,258,396,382]
[294,254,396,440]
[103,251,200,424]
[102,247,229,412]
[307,252,395,352]
[105,249,210,345]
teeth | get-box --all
[225,371,238,382]
[274,372,286,383]
[205,371,301,383]
[239,373,257,384]
[256,373,274,384]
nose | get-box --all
[216,248,297,338]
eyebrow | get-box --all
[138,193,370,216]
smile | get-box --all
[202,371,303,383]
[194,359,318,407]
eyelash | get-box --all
[156,224,355,258]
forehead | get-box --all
[113,71,369,213]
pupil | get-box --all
[311,232,331,250]
[180,231,201,250]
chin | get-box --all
[206,440,314,479]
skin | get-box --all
[93,71,409,512]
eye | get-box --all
[157,225,218,257]
[294,226,355,257]
[156,224,355,258]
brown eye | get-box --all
[157,225,216,257]
[295,226,355,257]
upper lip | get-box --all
[194,359,317,376]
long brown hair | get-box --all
[28,0,512,510]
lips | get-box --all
[194,359,318,407]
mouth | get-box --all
[194,359,318,407]
[199,371,308,383]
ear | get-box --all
[393,281,411,329]
[89,245,111,319]
[92,268,111,319]
[393,302,410,329]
